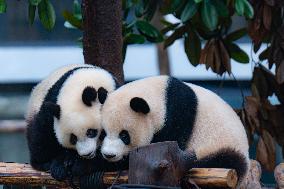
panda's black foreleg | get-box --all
[50,154,70,181]
[27,104,64,172]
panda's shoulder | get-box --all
[26,64,91,119]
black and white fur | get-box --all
[100,76,249,186]
[25,64,117,180]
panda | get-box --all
[25,64,117,180]
[100,75,249,187]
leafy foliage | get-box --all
[27,0,55,30]
[53,0,253,72]
[0,0,7,13]
[7,0,254,73]
[38,0,56,30]
[236,0,284,171]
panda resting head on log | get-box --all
[100,75,249,186]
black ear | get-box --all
[130,97,150,114]
[82,86,97,107]
[43,101,61,119]
[98,87,108,104]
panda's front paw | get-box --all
[50,160,68,181]
[71,159,92,177]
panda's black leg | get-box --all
[50,155,69,181]
[30,160,51,172]
[27,103,63,172]
[70,158,96,177]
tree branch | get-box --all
[0,162,238,188]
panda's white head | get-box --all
[45,86,109,159]
[100,96,155,162]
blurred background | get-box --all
[0,0,279,187]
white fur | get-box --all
[55,68,116,154]
[25,64,92,121]
[185,83,250,185]
[100,76,249,185]
[76,138,97,158]
[26,64,116,158]
[186,83,249,161]
[101,76,168,159]
[101,137,127,162]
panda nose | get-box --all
[103,153,116,159]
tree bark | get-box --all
[81,0,124,85]
[151,11,171,75]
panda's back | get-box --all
[185,83,249,160]
[25,64,92,121]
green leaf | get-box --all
[243,0,254,19]
[124,33,145,44]
[201,0,218,31]
[235,0,245,16]
[136,20,163,42]
[164,26,186,48]
[73,0,82,20]
[135,2,144,17]
[143,0,158,21]
[160,19,174,27]
[184,30,201,66]
[180,0,198,23]
[212,0,229,18]
[62,10,82,29]
[225,28,247,42]
[193,0,203,3]
[0,0,7,13]
[29,0,42,6]
[227,43,250,63]
[122,22,134,36]
[122,0,132,10]
[28,4,36,25]
[160,0,181,14]
[38,0,56,30]
[64,21,77,29]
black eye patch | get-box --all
[119,130,130,145]
[86,129,98,138]
[98,87,108,104]
[70,134,77,145]
[99,129,106,141]
[82,86,97,107]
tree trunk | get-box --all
[151,11,171,75]
[81,0,124,85]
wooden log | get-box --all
[128,141,196,186]
[187,168,237,188]
[0,162,237,188]
[240,160,262,189]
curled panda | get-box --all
[26,64,117,180]
[100,75,249,186]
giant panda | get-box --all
[25,64,118,180]
[100,75,249,187]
